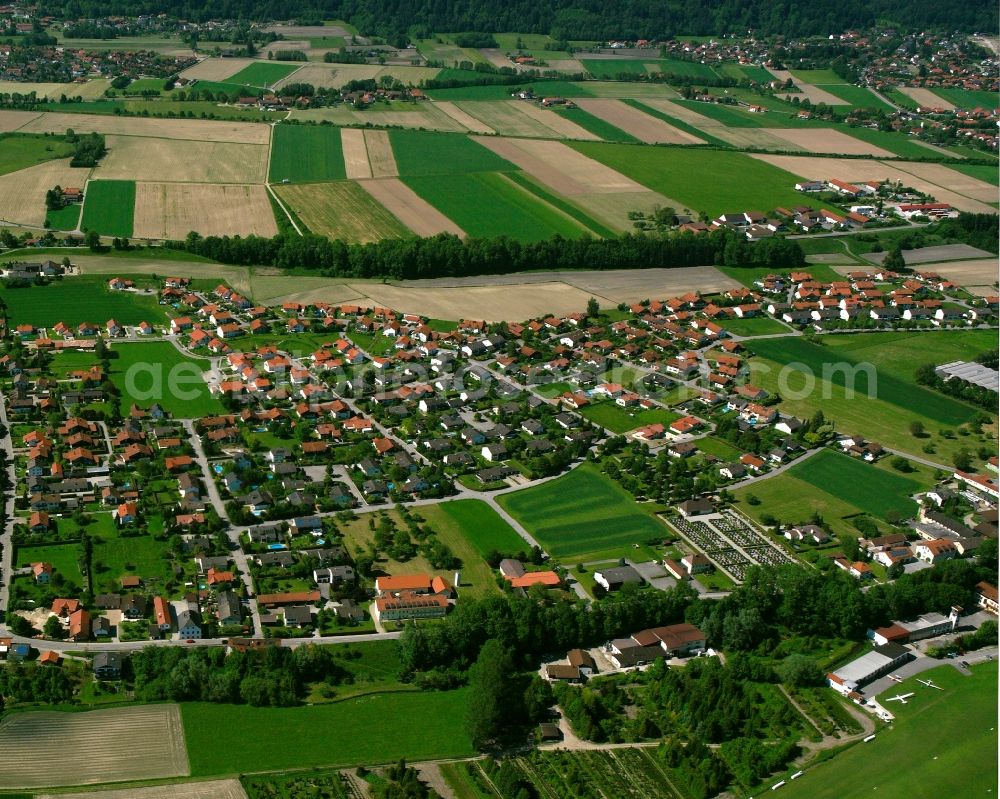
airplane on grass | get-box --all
[886,693,915,704]
[917,678,943,690]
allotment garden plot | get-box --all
[0,705,189,788]
[667,509,795,582]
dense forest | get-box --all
[36,0,997,38]
[165,228,805,280]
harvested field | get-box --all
[896,86,956,110]
[862,244,996,265]
[889,162,998,203]
[340,128,373,179]
[20,111,270,144]
[574,98,704,144]
[357,178,465,237]
[514,101,600,140]
[766,69,849,106]
[97,135,269,183]
[275,181,409,242]
[765,127,895,156]
[432,101,494,133]
[0,109,40,131]
[363,129,399,177]
[0,704,189,788]
[37,779,248,799]
[473,137,646,195]
[132,183,278,239]
[546,58,587,73]
[0,80,109,99]
[0,159,91,226]
[455,101,560,138]
[632,99,801,148]
[749,154,1000,214]
[564,265,740,302]
[839,258,997,290]
[274,62,364,89]
[352,281,598,322]
[479,48,516,69]
[180,57,255,81]
[248,274,366,306]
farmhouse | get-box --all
[593,565,643,591]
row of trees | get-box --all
[166,228,805,280]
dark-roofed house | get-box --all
[594,565,643,591]
[93,652,123,679]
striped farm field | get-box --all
[275,180,410,242]
[0,704,189,788]
[81,179,135,236]
[403,171,591,241]
[388,129,515,176]
[498,462,667,558]
[453,101,564,138]
[574,98,704,144]
[269,124,346,183]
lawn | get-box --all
[692,436,743,461]
[569,142,807,216]
[269,125,346,183]
[0,133,74,176]
[747,336,982,427]
[45,203,82,231]
[92,531,175,594]
[80,179,135,237]
[226,62,301,87]
[579,401,680,434]
[435,499,529,557]
[403,171,590,241]
[389,130,515,177]
[788,450,923,519]
[719,316,790,336]
[108,341,223,417]
[498,462,669,558]
[0,275,163,327]
[15,542,84,583]
[778,662,997,799]
[182,689,474,776]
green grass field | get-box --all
[389,130,515,176]
[109,341,223,418]
[226,62,301,87]
[818,85,895,111]
[0,275,162,327]
[579,401,681,434]
[789,69,848,85]
[0,133,74,176]
[580,59,652,78]
[736,64,775,83]
[747,336,981,427]
[436,499,530,558]
[569,142,807,216]
[556,106,640,142]
[403,171,589,241]
[269,125,346,183]
[502,171,616,237]
[182,690,474,775]
[778,662,997,799]
[80,180,135,237]
[843,127,955,160]
[926,88,999,110]
[15,542,84,583]
[719,316,790,336]
[498,463,668,558]
[946,163,999,185]
[788,450,923,519]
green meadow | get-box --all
[269,125,347,183]
[80,180,135,237]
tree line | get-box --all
[32,0,997,38]
[165,228,805,280]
